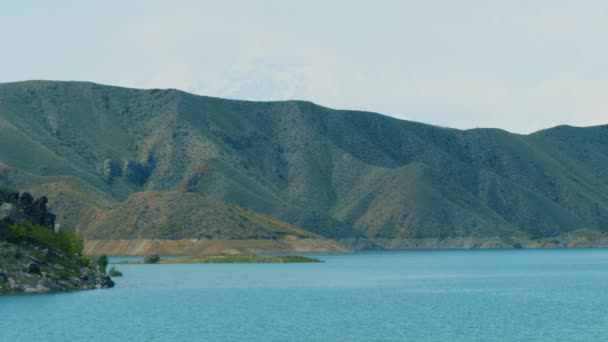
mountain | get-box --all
[1,80,608,251]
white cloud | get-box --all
[0,0,607,133]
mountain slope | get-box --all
[84,190,333,240]
[1,80,608,249]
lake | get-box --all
[1,249,607,341]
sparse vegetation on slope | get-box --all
[2,80,608,250]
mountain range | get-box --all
[1,80,608,253]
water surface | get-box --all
[1,249,607,341]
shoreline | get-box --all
[86,230,608,257]
[113,254,323,264]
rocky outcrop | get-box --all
[100,158,122,182]
[0,186,114,295]
[0,240,114,294]
[0,189,56,227]
[123,159,153,186]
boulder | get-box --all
[25,194,55,226]
[23,261,41,275]
[39,278,63,291]
[4,193,56,226]
[11,283,26,292]
[98,275,115,288]
[18,192,34,209]
[42,211,56,227]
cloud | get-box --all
[0,1,607,133]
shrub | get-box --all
[57,269,71,280]
[34,250,46,262]
[108,267,123,277]
[97,255,108,274]
[6,223,84,256]
[143,254,160,264]
[80,256,91,268]
[529,232,544,240]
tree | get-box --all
[97,254,108,274]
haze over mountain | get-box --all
[1,80,608,251]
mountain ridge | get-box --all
[1,80,608,252]
[4,80,606,135]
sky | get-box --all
[0,0,606,133]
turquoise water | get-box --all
[2,249,608,341]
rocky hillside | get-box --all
[0,187,113,294]
[80,190,346,255]
[1,80,608,249]
[0,240,113,294]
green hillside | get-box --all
[84,190,332,240]
[1,80,608,249]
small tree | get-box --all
[97,254,108,274]
[143,254,160,264]
[108,267,123,277]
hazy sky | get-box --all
[1,1,606,133]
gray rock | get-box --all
[23,261,41,275]
[101,158,122,181]
[24,284,50,294]
[39,278,63,291]
[98,275,115,288]
[58,280,71,288]
[11,283,25,292]
[18,192,34,208]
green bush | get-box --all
[80,255,91,268]
[56,269,71,280]
[108,267,123,277]
[6,223,84,256]
[143,254,160,264]
[34,250,46,262]
[97,255,108,274]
